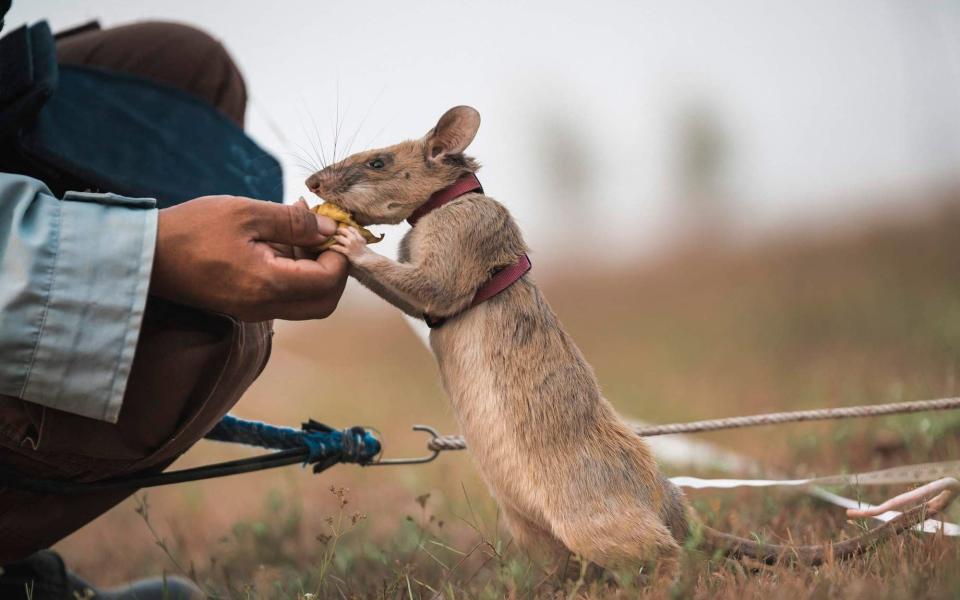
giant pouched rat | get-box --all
[307,105,943,581]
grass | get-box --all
[54,198,960,598]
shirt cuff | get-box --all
[21,191,157,422]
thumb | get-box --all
[246,200,338,245]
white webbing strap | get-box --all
[671,460,960,489]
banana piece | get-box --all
[305,198,384,250]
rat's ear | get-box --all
[423,106,480,164]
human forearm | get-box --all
[0,178,350,422]
[0,173,157,422]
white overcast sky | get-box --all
[7,0,960,260]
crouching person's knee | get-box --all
[0,299,271,562]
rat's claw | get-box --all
[343,227,365,248]
[327,225,370,263]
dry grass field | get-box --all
[55,197,960,599]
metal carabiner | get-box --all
[366,425,442,466]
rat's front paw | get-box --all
[329,225,371,264]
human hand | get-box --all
[150,195,348,321]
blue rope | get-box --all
[204,414,381,466]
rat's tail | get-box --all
[688,477,958,564]
[698,503,926,564]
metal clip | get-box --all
[366,425,441,466]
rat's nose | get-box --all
[305,173,322,192]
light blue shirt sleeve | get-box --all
[0,173,158,423]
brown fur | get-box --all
[311,106,938,580]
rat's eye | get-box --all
[367,158,385,169]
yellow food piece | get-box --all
[307,199,384,250]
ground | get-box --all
[56,197,960,598]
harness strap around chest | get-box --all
[409,173,532,329]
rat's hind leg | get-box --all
[552,509,682,585]
[501,505,569,563]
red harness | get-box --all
[408,173,532,328]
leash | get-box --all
[421,396,960,453]
[5,394,957,496]
[0,416,431,495]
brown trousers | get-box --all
[0,22,270,563]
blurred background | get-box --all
[11,0,960,264]
[6,1,960,595]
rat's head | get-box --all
[305,105,481,225]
